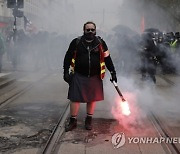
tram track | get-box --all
[158,74,175,86]
[41,102,70,154]
[40,74,179,154]
[149,112,180,154]
[0,72,50,109]
[150,74,180,154]
[0,72,69,154]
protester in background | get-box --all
[5,31,14,63]
[0,33,5,73]
[140,31,158,83]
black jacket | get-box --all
[63,35,115,77]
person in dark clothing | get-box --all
[140,32,158,83]
[63,21,117,131]
[0,33,5,73]
[175,32,180,58]
[162,32,177,74]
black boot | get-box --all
[152,76,156,84]
[150,75,156,84]
[85,116,92,130]
[65,117,77,132]
[141,74,146,81]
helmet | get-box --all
[165,32,175,42]
[157,32,164,43]
[175,32,180,39]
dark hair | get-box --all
[83,21,96,31]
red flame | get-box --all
[111,92,137,119]
[111,92,143,132]
[120,101,131,116]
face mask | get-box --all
[84,32,96,41]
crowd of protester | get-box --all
[0,25,180,83]
[0,29,69,72]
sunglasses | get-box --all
[85,28,95,32]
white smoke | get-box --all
[8,0,179,127]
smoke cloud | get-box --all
[38,0,179,125]
[4,0,179,132]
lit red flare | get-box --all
[112,92,140,129]
[120,100,131,116]
[111,81,132,117]
[111,98,131,117]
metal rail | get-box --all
[41,74,178,154]
[0,73,50,109]
[0,72,70,154]
[149,112,180,154]
[41,102,70,154]
[158,74,175,86]
[150,75,180,154]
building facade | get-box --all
[0,0,50,34]
[0,0,13,33]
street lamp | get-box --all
[6,0,24,42]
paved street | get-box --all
[55,74,180,154]
[0,72,180,154]
[0,0,180,153]
[0,71,68,154]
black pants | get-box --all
[0,54,3,73]
[141,58,156,83]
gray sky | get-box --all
[60,0,124,35]
[42,0,173,35]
